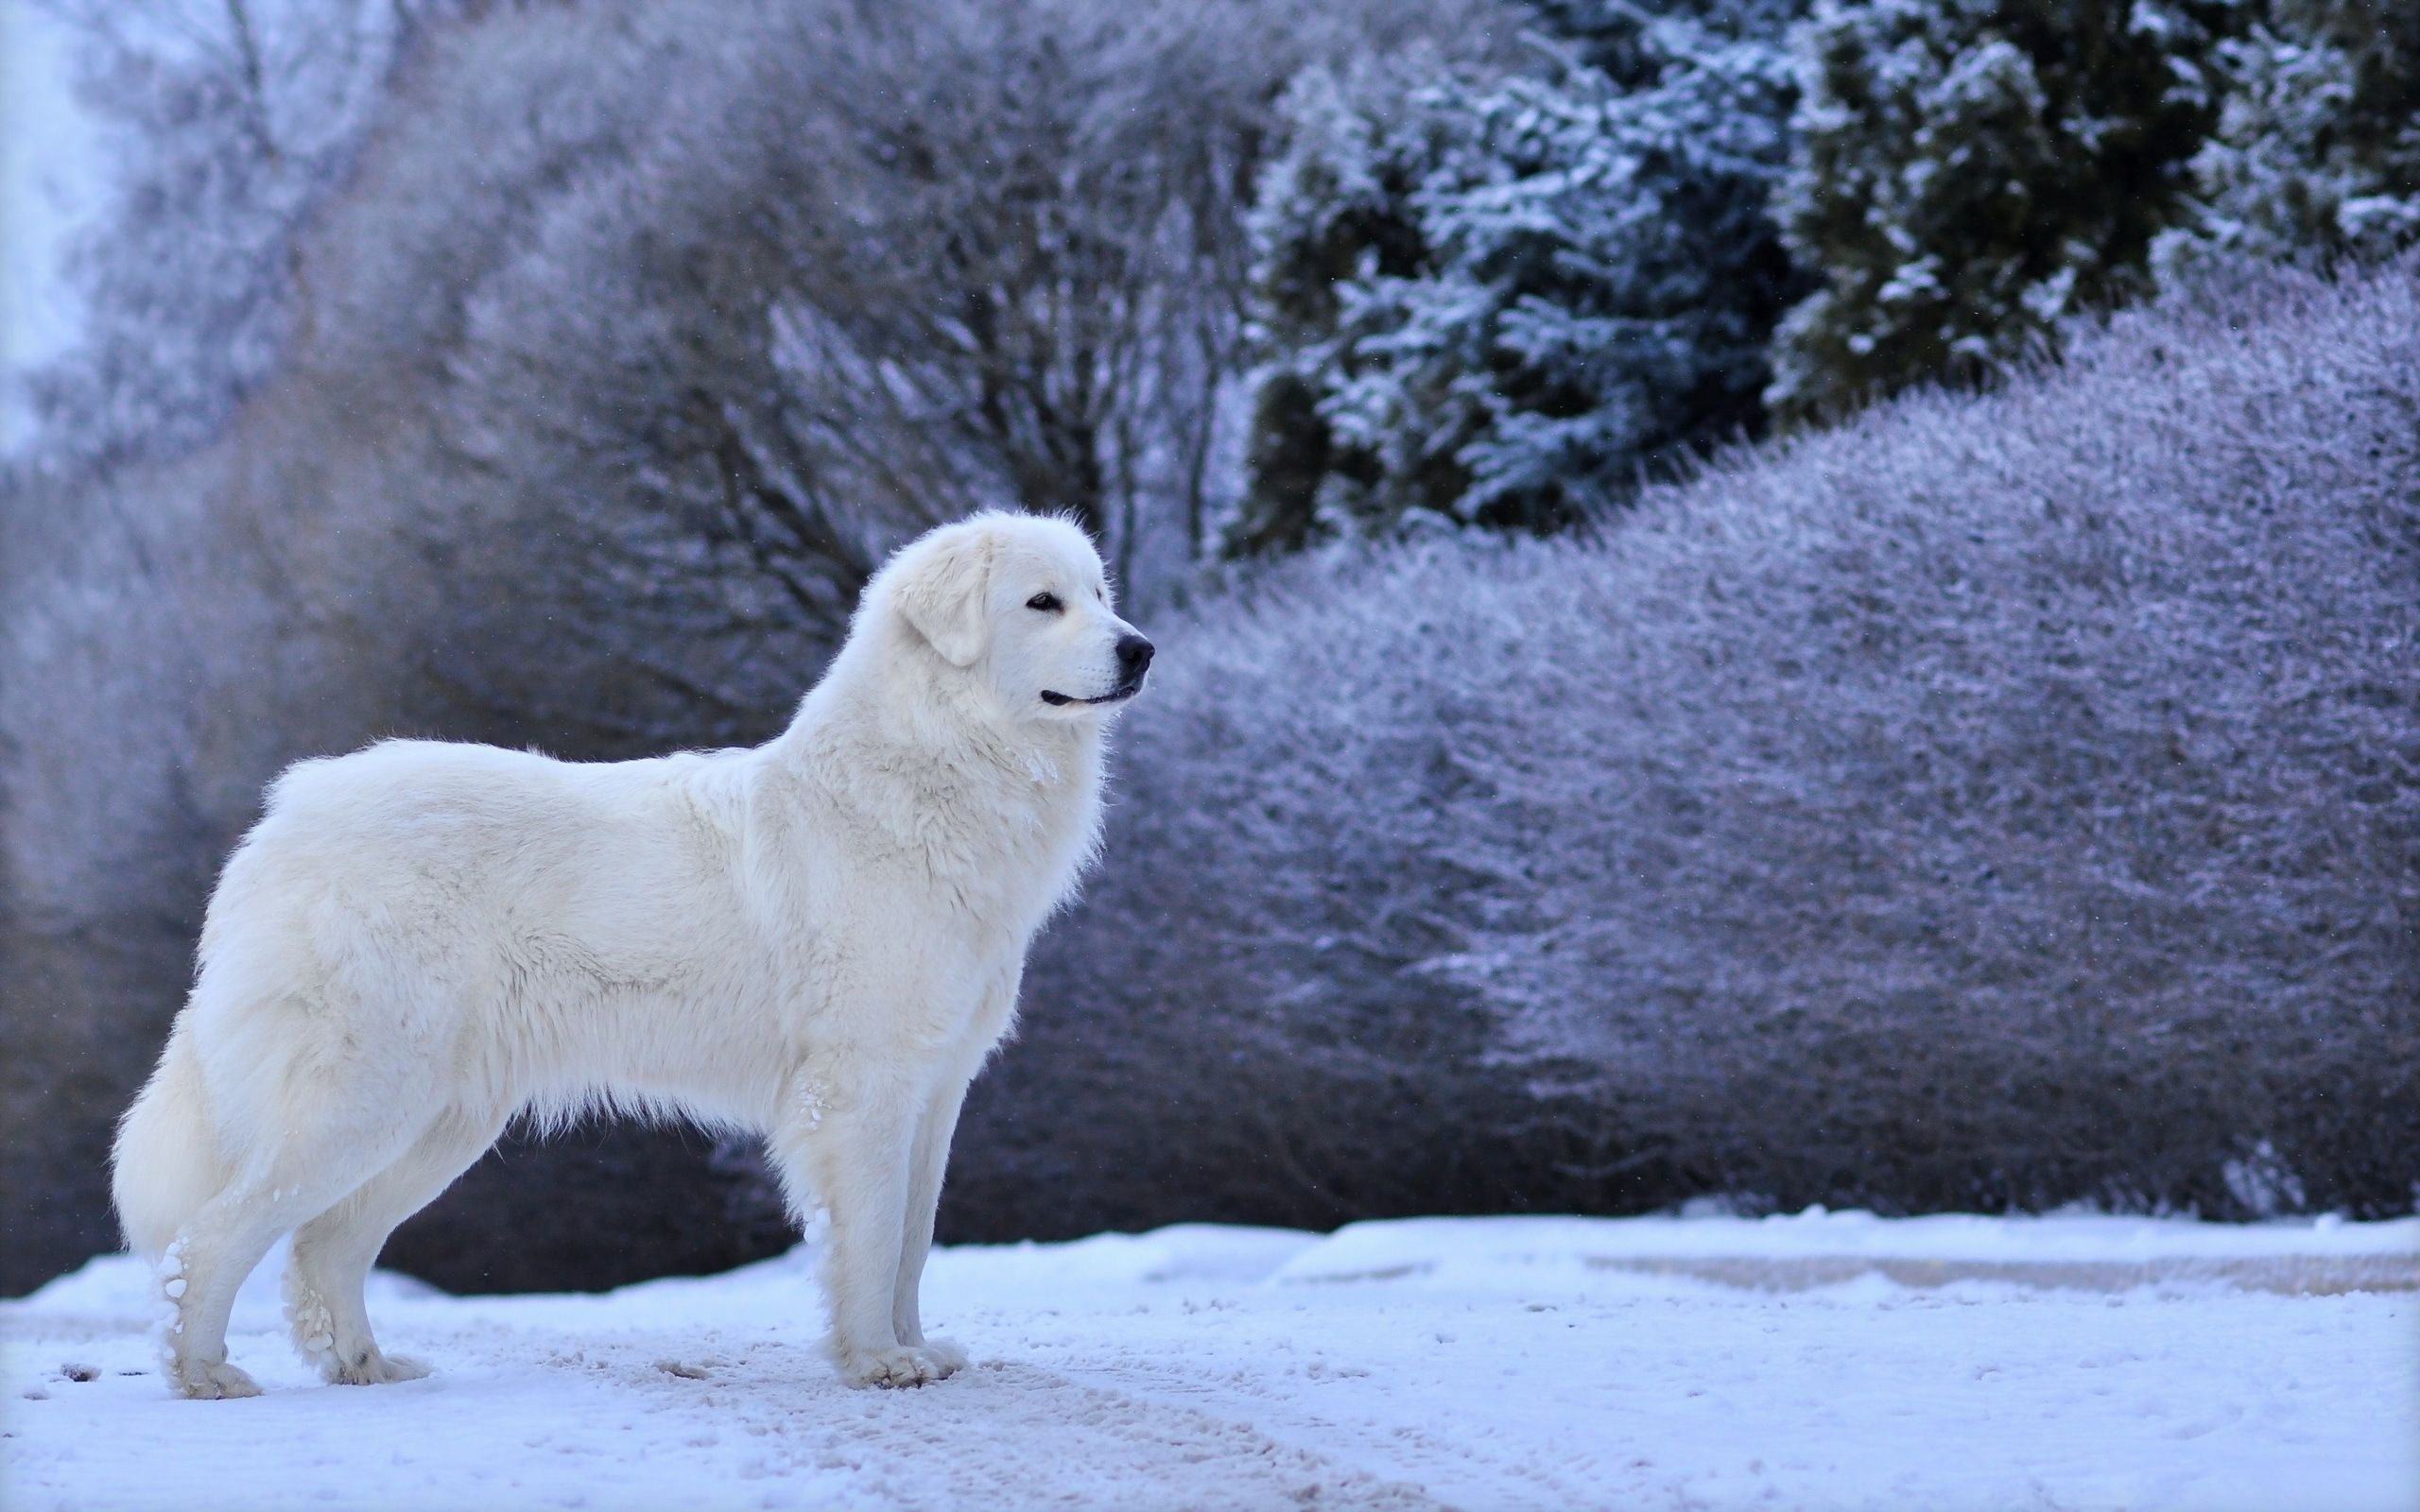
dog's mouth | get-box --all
[1040,680,1143,709]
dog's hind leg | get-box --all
[158,1020,436,1400]
[160,1155,389,1400]
[285,1111,502,1385]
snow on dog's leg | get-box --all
[162,1166,359,1400]
[156,1221,268,1400]
[775,1073,946,1388]
[890,1071,977,1376]
[286,1114,499,1384]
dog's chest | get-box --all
[764,723,1103,971]
[897,751,1099,930]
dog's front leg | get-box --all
[777,1074,951,1388]
[890,1069,976,1373]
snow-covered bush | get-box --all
[1230,8,1804,553]
[966,257,2420,1234]
[1766,0,2236,423]
[2156,0,2420,278]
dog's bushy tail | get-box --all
[112,1025,228,1259]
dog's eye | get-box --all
[1026,593,1063,613]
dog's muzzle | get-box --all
[1042,634,1153,707]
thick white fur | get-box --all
[111,512,1148,1399]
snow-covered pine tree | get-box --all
[1229,9,1804,556]
[2156,0,2420,277]
[1767,0,2237,425]
[1530,0,1806,84]
[1226,55,1440,558]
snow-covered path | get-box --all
[6,1212,2415,1511]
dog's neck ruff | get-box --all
[765,631,1108,932]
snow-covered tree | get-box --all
[1528,0,1805,84]
[1767,0,2236,424]
[27,0,424,469]
[1231,9,1804,555]
[1228,52,1466,556]
[2156,0,2420,277]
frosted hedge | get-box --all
[960,259,2420,1231]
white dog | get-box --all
[111,511,1150,1399]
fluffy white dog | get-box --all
[111,511,1151,1399]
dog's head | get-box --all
[880,512,1152,720]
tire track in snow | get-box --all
[596,1338,1446,1510]
[1057,1326,1609,1510]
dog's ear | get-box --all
[893,526,995,667]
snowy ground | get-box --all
[5,1211,2415,1511]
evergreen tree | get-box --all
[1530,0,1806,84]
[2157,0,2420,275]
[1767,0,2237,424]
[1228,54,1442,557]
[1231,12,1803,556]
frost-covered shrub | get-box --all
[2156,0,2420,277]
[1230,9,1804,553]
[1768,0,2235,423]
[962,258,2420,1234]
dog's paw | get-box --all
[917,1336,970,1377]
[324,1349,433,1386]
[170,1359,262,1400]
[837,1344,954,1389]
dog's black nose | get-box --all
[1116,634,1154,679]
